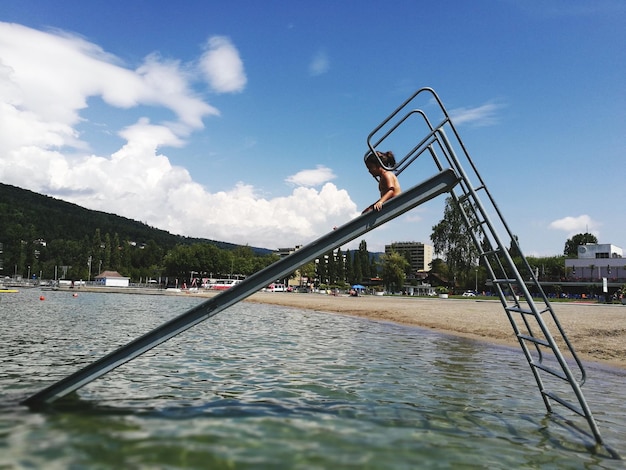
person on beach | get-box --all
[362,150,401,213]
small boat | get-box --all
[0,288,19,293]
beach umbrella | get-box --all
[351,284,365,290]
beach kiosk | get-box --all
[94,270,130,287]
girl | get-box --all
[362,151,401,213]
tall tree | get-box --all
[316,252,329,285]
[111,233,121,271]
[379,251,409,293]
[430,197,481,288]
[326,250,338,284]
[91,228,102,267]
[298,261,317,287]
[352,249,363,284]
[336,248,346,284]
[509,235,522,259]
[358,240,370,279]
[344,250,355,285]
[103,232,112,271]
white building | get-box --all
[565,244,625,280]
[576,244,622,259]
[94,270,130,287]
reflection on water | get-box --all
[1,289,624,468]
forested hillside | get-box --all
[0,182,274,281]
[0,182,250,250]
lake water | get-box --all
[1,289,624,469]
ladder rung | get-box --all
[507,305,551,316]
[531,362,567,381]
[507,306,533,315]
[542,390,584,417]
[471,219,487,230]
[518,334,550,347]
[480,249,501,258]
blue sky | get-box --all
[0,0,624,255]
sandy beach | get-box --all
[244,292,626,370]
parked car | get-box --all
[462,291,476,297]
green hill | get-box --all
[0,182,271,254]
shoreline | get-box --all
[244,292,626,371]
[50,286,626,370]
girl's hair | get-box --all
[365,150,396,168]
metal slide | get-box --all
[22,168,458,407]
[366,87,617,456]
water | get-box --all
[1,289,624,469]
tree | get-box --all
[526,255,566,280]
[91,228,102,267]
[111,233,121,271]
[103,233,112,270]
[379,251,409,293]
[353,250,363,284]
[564,233,598,257]
[430,197,481,289]
[298,260,317,287]
[326,250,339,285]
[429,258,448,277]
[344,250,355,284]
[358,240,370,279]
[509,235,522,259]
[316,252,329,285]
[336,248,346,285]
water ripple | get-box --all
[1,290,624,468]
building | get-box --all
[385,241,433,274]
[94,270,130,287]
[276,246,304,288]
[565,244,625,281]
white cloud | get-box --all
[449,102,503,127]
[0,23,217,136]
[199,36,247,93]
[548,215,601,237]
[160,182,359,248]
[286,165,336,187]
[0,22,359,249]
[136,53,219,129]
[309,50,329,76]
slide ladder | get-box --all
[367,87,615,455]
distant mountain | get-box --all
[0,182,273,254]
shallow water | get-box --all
[1,289,624,468]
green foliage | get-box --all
[525,255,566,280]
[379,250,409,293]
[358,240,371,279]
[298,261,317,284]
[431,197,481,287]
